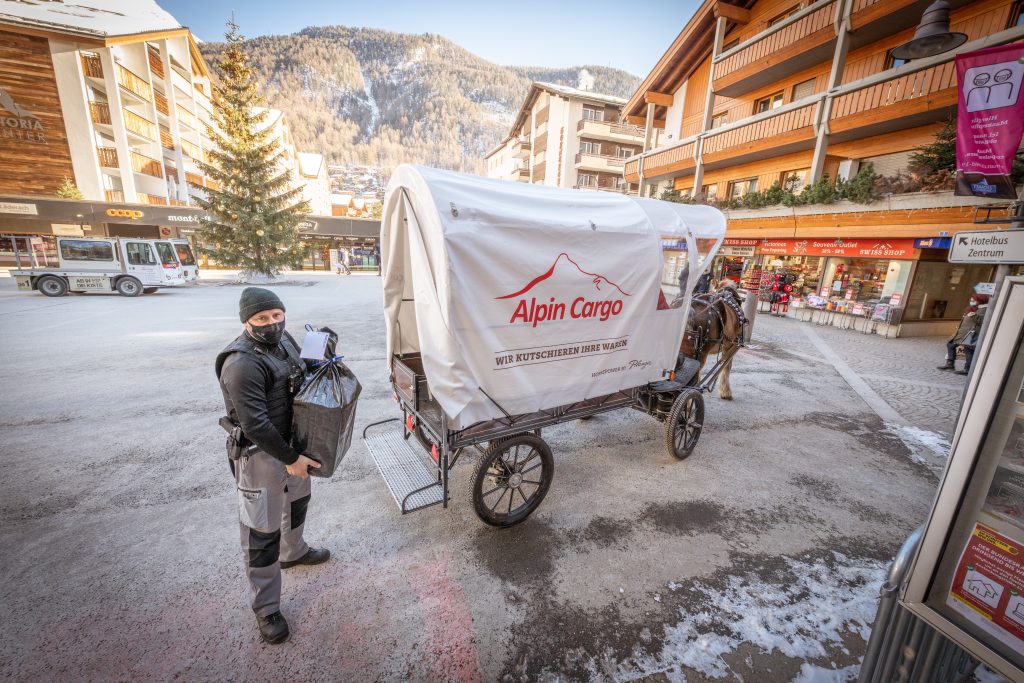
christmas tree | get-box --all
[194,19,308,282]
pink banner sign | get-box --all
[955,43,1024,199]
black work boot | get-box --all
[954,367,969,376]
[257,611,290,644]
[281,547,330,569]
[937,360,954,370]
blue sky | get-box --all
[159,0,700,77]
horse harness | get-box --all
[683,289,748,360]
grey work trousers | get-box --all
[234,450,311,617]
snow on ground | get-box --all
[609,552,886,681]
[887,424,952,476]
[791,663,860,682]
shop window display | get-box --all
[904,261,995,321]
[761,255,823,298]
[820,257,911,304]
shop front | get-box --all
[747,237,996,337]
[710,238,760,286]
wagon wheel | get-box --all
[471,434,553,527]
[665,388,704,460]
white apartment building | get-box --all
[484,82,650,194]
[297,152,330,216]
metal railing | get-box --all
[116,63,152,101]
[88,101,111,126]
[130,150,163,178]
[96,146,118,169]
[858,527,979,683]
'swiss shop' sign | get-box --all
[496,253,629,328]
[760,238,917,258]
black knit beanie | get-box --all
[239,287,285,322]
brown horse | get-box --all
[677,285,745,400]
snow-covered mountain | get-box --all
[199,27,640,174]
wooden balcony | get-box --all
[96,146,118,169]
[159,126,174,151]
[702,102,817,164]
[176,103,198,130]
[88,101,111,126]
[105,189,125,203]
[81,53,103,79]
[205,177,221,191]
[185,172,203,187]
[180,139,201,160]
[169,198,189,207]
[154,91,169,116]
[828,61,957,139]
[137,193,168,205]
[629,140,696,181]
[531,161,546,182]
[123,109,156,140]
[164,164,178,183]
[713,0,837,98]
[130,150,163,178]
[576,118,645,143]
[574,152,626,173]
[147,47,165,79]
[116,62,152,102]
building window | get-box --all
[754,92,784,114]
[711,112,729,129]
[678,186,694,198]
[781,168,809,193]
[582,107,604,121]
[885,49,908,70]
[792,78,815,101]
[767,5,800,27]
[728,178,758,199]
[1011,0,1024,26]
[578,173,597,188]
[702,184,719,200]
[579,141,602,155]
[615,147,634,158]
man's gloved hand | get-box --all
[286,454,321,479]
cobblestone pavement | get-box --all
[749,312,966,439]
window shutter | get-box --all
[792,78,815,101]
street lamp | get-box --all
[891,0,967,60]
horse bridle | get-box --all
[682,290,747,359]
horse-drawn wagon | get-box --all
[363,165,737,527]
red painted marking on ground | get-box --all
[414,554,483,683]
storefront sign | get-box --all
[916,237,953,249]
[106,208,144,220]
[298,219,318,231]
[844,289,854,301]
[949,230,1024,264]
[760,238,917,258]
[159,226,172,237]
[890,292,902,305]
[0,201,37,215]
[719,246,755,257]
[955,43,1024,199]
[946,523,1024,652]
[51,223,83,236]
[0,85,46,143]
[723,238,759,246]
[976,282,996,295]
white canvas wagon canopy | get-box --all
[381,165,726,430]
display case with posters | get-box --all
[902,276,1024,681]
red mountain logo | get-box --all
[496,252,632,300]
[497,253,631,328]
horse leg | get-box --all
[718,350,734,400]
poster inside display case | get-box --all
[903,277,1024,680]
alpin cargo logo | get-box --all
[496,253,631,328]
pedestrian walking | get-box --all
[215,287,330,645]
[937,294,989,375]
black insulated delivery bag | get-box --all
[291,356,361,478]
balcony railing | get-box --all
[624,158,639,178]
[123,109,156,140]
[147,48,165,79]
[829,61,957,134]
[185,172,203,187]
[88,101,111,126]
[713,0,837,95]
[169,198,189,207]
[137,193,168,205]
[96,146,118,169]
[176,103,198,130]
[159,126,174,150]
[81,53,102,79]
[130,150,163,178]
[180,139,201,160]
[576,119,644,138]
[154,91,169,116]
[205,177,221,191]
[701,102,816,157]
[574,152,627,168]
[633,140,696,178]
[105,189,125,203]
[116,63,152,101]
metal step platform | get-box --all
[364,429,444,513]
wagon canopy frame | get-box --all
[381,164,726,430]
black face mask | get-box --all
[248,320,285,345]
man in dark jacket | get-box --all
[215,287,330,645]
[937,294,989,375]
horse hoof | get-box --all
[720,394,733,401]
